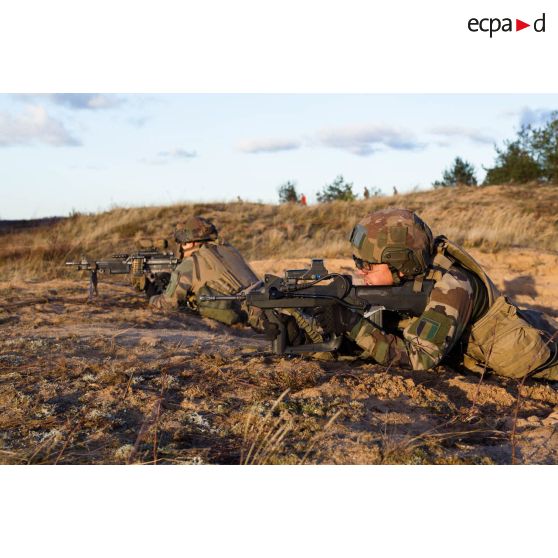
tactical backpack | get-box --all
[191,241,260,325]
[429,236,557,379]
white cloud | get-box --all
[128,116,149,127]
[317,124,424,156]
[15,93,124,110]
[518,107,556,127]
[49,94,123,110]
[0,105,80,147]
[142,147,197,164]
[429,126,494,145]
[158,148,197,159]
[237,137,301,154]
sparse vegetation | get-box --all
[484,132,542,185]
[2,184,558,283]
[2,187,558,464]
[484,112,558,185]
[316,175,357,202]
[2,274,557,465]
[433,156,478,188]
[527,112,558,182]
[277,180,299,203]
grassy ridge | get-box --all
[2,184,558,281]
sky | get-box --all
[1,93,557,220]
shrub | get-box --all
[484,113,558,184]
[530,112,558,182]
[278,181,299,203]
[484,136,542,185]
[433,157,477,188]
[316,175,357,202]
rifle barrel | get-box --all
[198,294,245,301]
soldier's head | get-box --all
[349,208,434,286]
[174,216,218,256]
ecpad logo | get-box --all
[468,13,546,37]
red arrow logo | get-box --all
[516,19,530,31]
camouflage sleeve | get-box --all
[163,258,194,303]
[348,267,475,370]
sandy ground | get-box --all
[1,247,558,465]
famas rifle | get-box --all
[199,258,433,356]
[66,249,179,300]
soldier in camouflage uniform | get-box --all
[150,216,265,330]
[332,208,558,380]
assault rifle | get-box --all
[66,250,179,301]
[199,258,434,356]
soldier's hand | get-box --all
[312,305,360,334]
[261,314,305,345]
[262,321,279,340]
[337,305,361,333]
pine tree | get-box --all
[433,157,477,188]
[316,175,357,202]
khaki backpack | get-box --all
[430,236,554,378]
[191,241,259,294]
[190,241,260,325]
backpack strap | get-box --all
[426,237,454,281]
[192,252,201,282]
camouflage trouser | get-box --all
[197,287,245,325]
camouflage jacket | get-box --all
[346,263,558,380]
[163,257,195,306]
[346,265,478,371]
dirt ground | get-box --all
[1,248,558,465]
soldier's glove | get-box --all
[262,321,279,341]
[261,313,305,346]
[243,304,267,334]
[312,305,360,335]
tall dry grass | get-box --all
[1,184,557,281]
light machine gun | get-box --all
[66,250,179,301]
[199,259,434,355]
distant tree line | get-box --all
[277,112,558,203]
[433,111,558,188]
[278,176,384,204]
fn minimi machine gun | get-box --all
[66,249,179,300]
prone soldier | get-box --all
[327,208,558,380]
[149,216,265,331]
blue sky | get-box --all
[1,94,557,219]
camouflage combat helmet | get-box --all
[349,208,434,278]
[174,216,218,244]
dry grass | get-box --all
[2,184,558,282]
[2,184,558,465]
[2,278,558,465]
